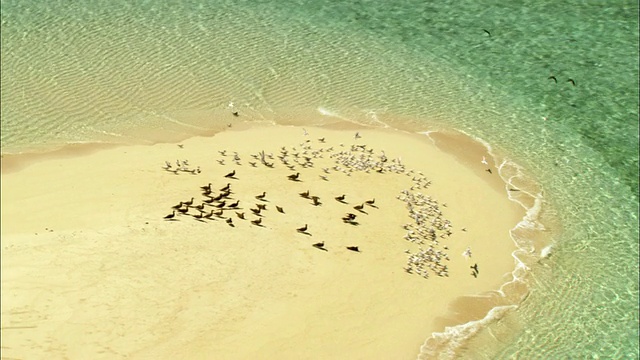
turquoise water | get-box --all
[1,0,638,358]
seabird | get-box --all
[276,206,285,213]
[345,213,357,220]
[297,224,308,233]
[171,202,184,210]
[164,211,176,220]
[335,194,346,202]
[226,218,234,226]
[217,159,225,165]
[178,144,184,148]
[184,197,195,206]
[250,208,261,215]
[236,212,245,219]
[567,78,576,86]
[215,201,226,208]
[214,209,224,217]
[220,183,231,191]
[471,271,478,278]
[320,175,328,181]
[255,203,266,210]
[178,207,189,214]
[193,212,204,219]
[481,156,488,165]
[251,218,262,226]
[353,204,364,211]
[312,242,325,249]
[548,76,557,83]
[354,132,361,139]
[194,203,205,211]
[228,200,240,208]
[287,172,300,181]
[365,198,375,206]
[483,29,491,37]
[471,264,479,274]
[232,111,239,116]
[299,190,310,198]
[225,170,236,178]
[318,137,325,143]
[311,196,321,206]
[255,192,267,200]
[204,210,215,219]
[249,161,257,167]
[203,198,215,204]
[485,168,493,174]
[200,183,212,191]
[346,246,360,252]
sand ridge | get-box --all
[1,124,523,359]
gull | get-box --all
[299,190,310,198]
[470,263,479,274]
[276,206,285,213]
[319,175,328,181]
[354,132,361,139]
[297,224,308,233]
[463,247,472,259]
[225,170,236,178]
[255,192,267,201]
[236,212,245,219]
[287,172,300,181]
[335,194,346,202]
[481,156,488,165]
[303,128,309,136]
[217,159,225,165]
[312,242,326,250]
[251,218,263,226]
[164,211,176,220]
[346,246,360,252]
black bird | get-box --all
[220,183,231,191]
[256,204,267,210]
[203,198,215,204]
[335,194,346,202]
[346,246,360,252]
[232,111,239,116]
[200,183,212,191]
[226,217,234,226]
[228,200,240,208]
[203,210,215,219]
[567,78,576,86]
[299,190,310,198]
[164,211,176,220]
[215,201,227,208]
[288,172,300,181]
[276,206,285,213]
[171,202,184,210]
[471,271,478,278]
[345,213,357,220]
[236,212,245,219]
[214,209,224,217]
[297,224,308,233]
[225,170,236,178]
[184,197,195,206]
[255,192,267,201]
[471,264,479,274]
[548,76,557,83]
[250,208,261,215]
[318,137,325,143]
[177,207,189,214]
[483,29,491,37]
[251,218,262,226]
[365,198,375,206]
[353,204,364,211]
[485,168,493,174]
[311,196,321,206]
[194,203,205,211]
[312,242,325,249]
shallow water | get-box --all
[1,0,638,358]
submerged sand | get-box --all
[1,124,523,359]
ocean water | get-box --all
[1,0,638,358]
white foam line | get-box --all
[157,114,210,131]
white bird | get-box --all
[463,247,472,259]
[303,128,309,136]
[481,156,488,165]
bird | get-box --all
[345,213,357,220]
[228,200,240,208]
[215,201,226,208]
[226,218,234,226]
[250,208,261,215]
[184,197,194,206]
[297,224,308,233]
[251,218,262,226]
[567,78,576,86]
[249,161,257,167]
[171,202,183,210]
[194,203,205,211]
[225,170,236,178]
[255,192,267,201]
[177,207,189,214]
[471,264,479,274]
[232,111,239,116]
[319,175,328,181]
[220,183,231,191]
[318,137,325,143]
[193,212,204,219]
[483,29,491,37]
[311,196,321,206]
[365,198,375,206]
[346,246,360,252]
[548,75,558,83]
[164,211,176,220]
[299,190,310,198]
[276,206,285,213]
[200,183,212,191]
[256,204,267,210]
[354,132,361,139]
[312,242,325,249]
[481,156,488,165]
[485,168,493,174]
[236,212,245,219]
[203,198,215,204]
[203,210,215,219]
[471,271,478,278]
[353,204,364,211]
[287,172,300,181]
[214,209,224,217]
[335,194,346,202]
[177,144,184,148]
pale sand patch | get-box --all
[1,125,523,359]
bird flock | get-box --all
[161,129,475,278]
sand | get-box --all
[1,124,524,359]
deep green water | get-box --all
[1,0,638,358]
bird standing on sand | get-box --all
[288,172,300,181]
[236,212,245,219]
[313,242,325,249]
[225,170,236,178]
[251,218,262,226]
[353,204,364,211]
[226,218,234,226]
[184,197,195,206]
[250,208,261,215]
[276,206,285,213]
[311,196,321,206]
[346,246,360,252]
[164,211,176,220]
[228,200,240,208]
[220,183,231,191]
[365,198,375,206]
[471,263,479,274]
[255,192,267,201]
[481,156,488,165]
[335,194,346,202]
[299,190,310,198]
[297,224,308,233]
[172,202,183,210]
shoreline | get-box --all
[1,123,536,359]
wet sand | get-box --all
[1,124,523,359]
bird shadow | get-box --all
[356,209,368,214]
[313,245,328,251]
[298,231,312,236]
